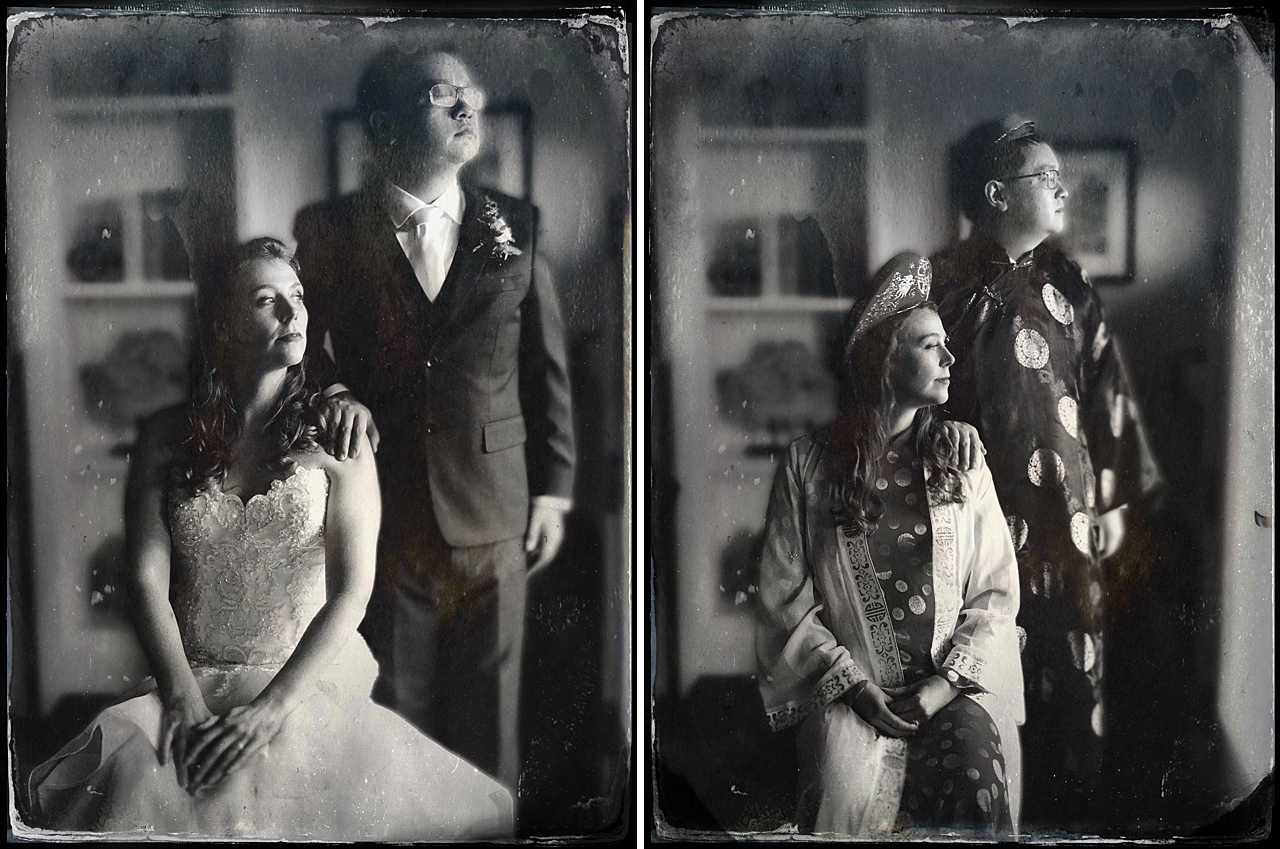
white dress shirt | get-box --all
[322,180,572,517]
[385,181,465,303]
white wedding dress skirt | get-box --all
[29,467,512,840]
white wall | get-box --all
[1217,35,1275,806]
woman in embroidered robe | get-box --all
[28,239,512,839]
[756,252,1024,836]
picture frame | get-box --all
[1049,140,1138,283]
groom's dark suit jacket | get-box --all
[294,184,574,549]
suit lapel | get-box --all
[441,185,496,325]
[355,188,430,315]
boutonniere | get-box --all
[475,197,523,261]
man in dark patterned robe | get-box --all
[931,118,1163,830]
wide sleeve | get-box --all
[755,441,868,731]
[1077,283,1165,513]
[939,464,1023,710]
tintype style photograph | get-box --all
[650,9,1272,841]
[8,8,631,841]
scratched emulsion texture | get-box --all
[650,10,1271,840]
[8,9,630,841]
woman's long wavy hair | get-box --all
[829,304,967,534]
[173,237,322,494]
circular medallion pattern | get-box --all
[875,477,889,491]
[1006,515,1029,550]
[895,579,909,593]
[1016,625,1027,654]
[1089,581,1103,607]
[888,517,901,529]
[892,607,905,621]
[1014,327,1050,369]
[886,450,899,464]
[897,533,918,552]
[922,584,932,596]
[895,469,913,487]
[908,595,926,615]
[1070,511,1092,556]
[1028,449,1066,487]
[1091,702,1105,736]
[1068,631,1085,670]
[1058,396,1078,439]
[905,493,918,505]
[1042,283,1075,325]
[914,522,928,536]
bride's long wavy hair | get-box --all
[173,238,323,494]
[829,304,967,534]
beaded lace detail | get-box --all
[167,467,330,668]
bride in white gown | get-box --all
[29,238,513,840]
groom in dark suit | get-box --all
[293,47,574,793]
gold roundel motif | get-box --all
[1058,396,1078,439]
[1006,515,1029,550]
[908,595,926,615]
[876,477,890,491]
[1028,449,1066,487]
[895,579,909,592]
[1014,328,1050,369]
[1070,511,1092,556]
[914,523,928,536]
[1042,283,1075,325]
[897,533,918,552]
[886,450,900,464]
[892,608,905,621]
[894,469,913,487]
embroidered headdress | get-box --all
[844,252,933,347]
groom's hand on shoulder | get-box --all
[318,387,381,461]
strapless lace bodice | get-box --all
[167,467,330,667]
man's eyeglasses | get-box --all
[418,83,486,111]
[1004,169,1062,191]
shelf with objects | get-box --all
[658,40,874,692]
[18,17,237,716]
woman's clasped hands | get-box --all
[844,675,962,738]
[159,695,288,794]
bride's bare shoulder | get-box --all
[293,432,375,486]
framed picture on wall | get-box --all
[1049,141,1137,282]
[325,100,533,201]
[950,139,1137,284]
